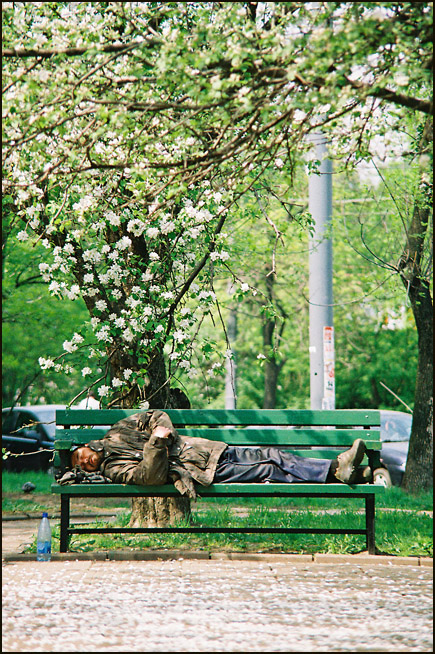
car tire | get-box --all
[373,467,393,488]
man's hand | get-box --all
[152,426,172,439]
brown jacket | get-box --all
[87,410,227,497]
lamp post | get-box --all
[308,133,335,410]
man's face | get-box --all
[71,446,102,472]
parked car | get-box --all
[2,405,65,471]
[374,410,413,487]
[2,403,110,472]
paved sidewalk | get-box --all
[2,558,433,652]
[2,516,433,652]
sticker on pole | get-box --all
[322,326,335,410]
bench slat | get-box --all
[56,408,380,427]
[51,482,385,496]
[54,427,381,447]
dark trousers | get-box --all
[214,446,331,484]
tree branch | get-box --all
[2,42,149,59]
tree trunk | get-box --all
[109,346,192,527]
[129,496,191,528]
[401,280,433,492]
[399,124,433,493]
[262,265,286,409]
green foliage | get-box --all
[2,1,431,409]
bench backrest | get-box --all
[54,408,381,473]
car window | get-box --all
[15,412,44,436]
[31,409,56,438]
[381,413,412,442]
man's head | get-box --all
[71,446,103,472]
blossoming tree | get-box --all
[3,2,432,499]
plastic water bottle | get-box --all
[36,512,52,562]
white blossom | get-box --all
[97,385,110,397]
[117,235,132,250]
[39,357,55,369]
[63,243,74,255]
[127,218,146,236]
[125,297,140,309]
[106,210,121,226]
[83,249,102,264]
[123,328,134,342]
[81,367,92,377]
[17,230,29,241]
[160,220,175,234]
[149,252,160,261]
[99,273,110,285]
[123,368,133,380]
[96,326,112,342]
[63,340,77,353]
[146,226,160,238]
[95,299,107,311]
[173,330,187,342]
[48,280,61,295]
[65,284,80,300]
[114,317,126,328]
[112,377,123,388]
[73,195,94,213]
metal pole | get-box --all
[308,133,335,410]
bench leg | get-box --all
[365,495,376,555]
[60,495,70,553]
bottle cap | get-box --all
[42,512,48,518]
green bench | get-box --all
[52,408,385,554]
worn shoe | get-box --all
[334,439,366,484]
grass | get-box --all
[39,504,432,558]
[2,470,54,494]
[3,470,432,558]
